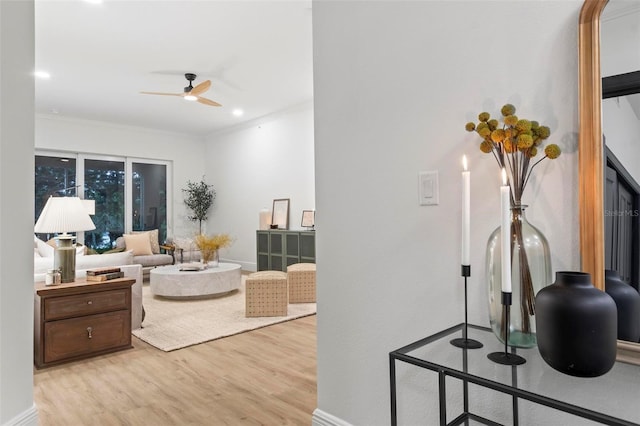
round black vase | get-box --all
[605,270,640,342]
[535,271,617,377]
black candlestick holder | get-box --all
[487,291,526,365]
[450,265,483,349]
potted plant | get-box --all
[182,178,216,234]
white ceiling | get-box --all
[35,0,313,137]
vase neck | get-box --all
[555,271,593,287]
[510,204,528,222]
[605,269,621,281]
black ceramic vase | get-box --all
[605,269,640,342]
[535,271,617,377]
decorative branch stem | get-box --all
[512,207,536,335]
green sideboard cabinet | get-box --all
[256,230,315,272]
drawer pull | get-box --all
[87,300,93,305]
[87,327,93,339]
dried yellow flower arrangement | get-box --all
[195,233,233,264]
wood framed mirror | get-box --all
[579,0,640,364]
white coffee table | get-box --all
[150,262,242,298]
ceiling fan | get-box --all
[140,73,222,107]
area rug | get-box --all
[132,277,316,352]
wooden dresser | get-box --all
[34,277,134,369]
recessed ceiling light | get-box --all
[232,109,244,117]
[184,95,197,101]
[34,71,50,80]
[83,0,103,4]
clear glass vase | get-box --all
[486,204,552,348]
[210,249,219,267]
[200,248,219,268]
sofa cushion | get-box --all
[124,233,153,256]
[134,254,173,267]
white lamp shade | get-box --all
[34,196,96,233]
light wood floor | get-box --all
[33,315,317,426]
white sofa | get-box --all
[34,248,136,275]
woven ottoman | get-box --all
[287,263,316,303]
[245,271,288,317]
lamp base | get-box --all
[54,236,76,283]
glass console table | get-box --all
[389,324,640,426]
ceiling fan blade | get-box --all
[197,96,222,107]
[140,91,183,96]
[190,80,211,96]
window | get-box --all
[132,162,168,243]
[34,152,171,252]
[34,155,77,241]
[83,158,125,251]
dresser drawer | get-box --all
[43,310,131,364]
[44,288,128,321]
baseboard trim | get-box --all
[312,408,354,426]
[2,404,38,426]
[219,258,256,272]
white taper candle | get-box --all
[462,155,470,266]
[501,168,512,293]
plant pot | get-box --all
[605,269,640,342]
[535,271,617,377]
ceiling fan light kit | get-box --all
[141,73,222,107]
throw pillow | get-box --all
[123,233,153,256]
[133,229,160,254]
[34,236,54,257]
[34,248,41,258]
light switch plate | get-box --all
[419,171,439,206]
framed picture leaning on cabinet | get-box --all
[271,198,290,229]
[301,210,315,229]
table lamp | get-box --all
[34,196,96,283]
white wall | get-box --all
[203,102,315,270]
[35,115,207,238]
[603,97,640,184]
[601,8,640,77]
[312,1,581,425]
[0,1,38,425]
